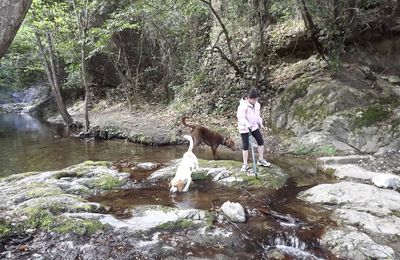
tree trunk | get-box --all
[0,0,32,59]
[81,30,90,133]
[200,0,243,76]
[35,32,73,126]
[254,0,270,88]
[297,0,325,57]
[71,0,91,133]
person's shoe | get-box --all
[257,159,271,167]
[240,164,249,172]
[246,170,256,176]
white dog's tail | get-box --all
[183,135,194,152]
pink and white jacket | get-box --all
[236,98,263,133]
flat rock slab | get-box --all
[298,181,400,215]
[328,164,381,180]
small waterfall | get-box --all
[262,210,327,259]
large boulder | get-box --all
[298,182,400,258]
[270,55,400,156]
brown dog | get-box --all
[182,117,236,159]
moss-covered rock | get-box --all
[0,161,133,239]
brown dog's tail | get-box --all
[181,117,196,129]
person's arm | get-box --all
[237,103,251,129]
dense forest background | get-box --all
[1,0,400,147]
[1,1,397,104]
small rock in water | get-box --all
[221,201,246,223]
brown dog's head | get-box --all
[169,179,185,193]
[224,138,236,151]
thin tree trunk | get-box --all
[0,0,32,59]
[297,0,325,57]
[254,0,270,88]
[200,0,243,76]
[71,0,90,133]
[134,31,144,103]
[46,32,73,126]
[35,32,73,126]
[81,29,90,133]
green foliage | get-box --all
[312,145,336,156]
[353,105,391,128]
[155,219,196,230]
[269,1,297,23]
[26,209,55,229]
[94,175,124,190]
[53,218,104,235]
[293,144,336,156]
[0,25,43,90]
[0,219,13,237]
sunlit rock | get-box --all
[322,227,395,259]
[221,201,246,223]
[372,173,400,190]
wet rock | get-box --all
[317,155,370,166]
[63,205,212,232]
[221,201,246,223]
[299,181,400,258]
[327,164,381,180]
[332,208,400,236]
[0,161,134,239]
[136,162,159,170]
[148,163,177,182]
[299,182,400,215]
[388,75,400,83]
[322,227,395,259]
[212,169,233,181]
[371,173,400,190]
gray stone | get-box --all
[322,227,395,259]
[332,208,400,236]
[388,75,400,83]
[372,174,400,190]
[298,182,400,215]
[221,201,246,223]
[136,162,159,170]
[317,155,370,167]
[325,164,381,180]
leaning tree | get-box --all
[0,0,32,59]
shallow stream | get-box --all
[0,113,339,259]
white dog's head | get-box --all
[169,178,187,193]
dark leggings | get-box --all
[241,129,264,150]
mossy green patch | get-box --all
[353,105,391,129]
[279,76,311,110]
[322,167,336,177]
[201,159,243,170]
[25,209,55,229]
[26,188,64,199]
[311,145,337,156]
[390,210,400,218]
[1,171,39,181]
[292,144,336,156]
[53,218,104,235]
[191,169,210,180]
[238,167,287,189]
[94,175,124,190]
[0,219,13,237]
[21,204,104,235]
[54,171,81,179]
[155,219,196,230]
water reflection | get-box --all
[0,113,243,177]
[0,113,187,177]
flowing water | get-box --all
[0,113,338,259]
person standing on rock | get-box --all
[237,87,271,172]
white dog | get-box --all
[169,135,199,193]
